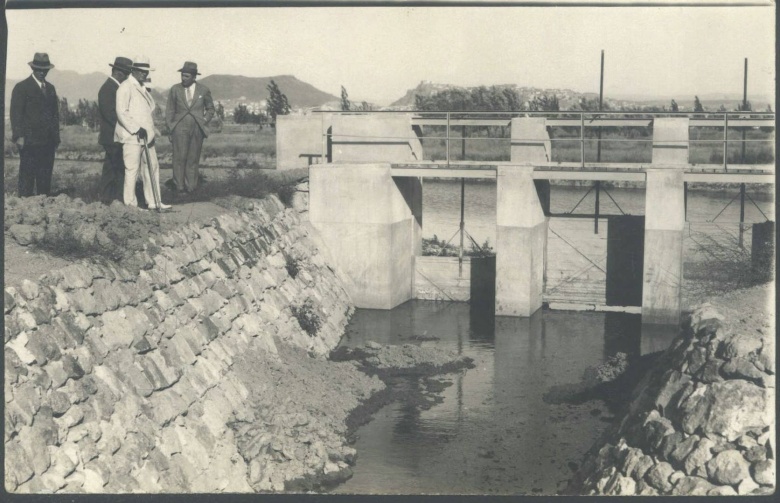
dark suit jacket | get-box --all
[98,77,120,146]
[10,76,60,146]
[165,82,215,137]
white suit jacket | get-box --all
[114,75,157,144]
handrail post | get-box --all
[580,112,585,168]
[723,112,728,171]
[446,112,451,167]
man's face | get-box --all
[115,70,130,83]
[132,69,149,84]
[32,68,49,81]
[180,72,196,87]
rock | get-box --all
[655,370,691,413]
[706,450,751,485]
[708,485,738,496]
[686,347,707,375]
[683,437,715,475]
[660,431,685,461]
[10,223,45,245]
[49,390,72,417]
[61,354,85,380]
[702,381,770,441]
[645,461,675,493]
[720,334,762,359]
[643,416,676,451]
[697,359,724,384]
[744,445,767,463]
[669,434,700,469]
[672,475,716,495]
[752,459,775,486]
[737,475,760,495]
[633,455,656,480]
[721,357,766,384]
[20,279,40,300]
[636,479,658,495]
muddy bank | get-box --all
[565,284,775,496]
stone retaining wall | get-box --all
[4,196,359,493]
[566,302,775,496]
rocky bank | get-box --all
[565,284,775,496]
[3,192,395,493]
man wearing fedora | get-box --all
[165,61,215,193]
[97,56,133,204]
[10,52,61,197]
[115,55,170,210]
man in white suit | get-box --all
[115,55,170,209]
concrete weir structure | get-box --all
[288,111,774,325]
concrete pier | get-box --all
[642,169,685,325]
[309,163,417,309]
[642,118,689,325]
[495,165,548,317]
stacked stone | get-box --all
[568,303,775,496]
[5,195,355,493]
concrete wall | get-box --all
[309,163,416,309]
[642,169,685,325]
[510,117,551,163]
[4,197,356,493]
[495,165,548,317]
[652,118,689,165]
[276,114,330,170]
[330,114,422,163]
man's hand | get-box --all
[137,127,148,140]
[14,137,25,151]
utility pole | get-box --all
[595,50,604,234]
[739,58,748,248]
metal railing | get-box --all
[316,110,775,171]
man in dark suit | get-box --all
[10,52,61,197]
[97,56,133,203]
[165,61,215,193]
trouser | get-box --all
[122,143,161,207]
[171,116,205,192]
[18,143,56,197]
[98,143,125,203]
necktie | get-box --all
[41,81,46,96]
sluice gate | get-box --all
[284,111,775,326]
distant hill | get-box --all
[5,69,108,108]
[198,74,338,108]
[5,70,338,111]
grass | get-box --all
[3,158,305,208]
[5,124,276,165]
[291,298,322,337]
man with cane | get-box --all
[115,55,170,210]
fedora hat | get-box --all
[109,56,133,73]
[28,52,55,70]
[177,61,201,75]
[131,55,155,72]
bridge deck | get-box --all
[389,161,775,183]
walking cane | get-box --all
[141,137,164,212]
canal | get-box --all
[332,301,668,495]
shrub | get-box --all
[291,298,322,337]
[284,253,300,278]
[276,183,296,208]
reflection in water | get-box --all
[334,301,659,495]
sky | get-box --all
[5,5,775,104]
